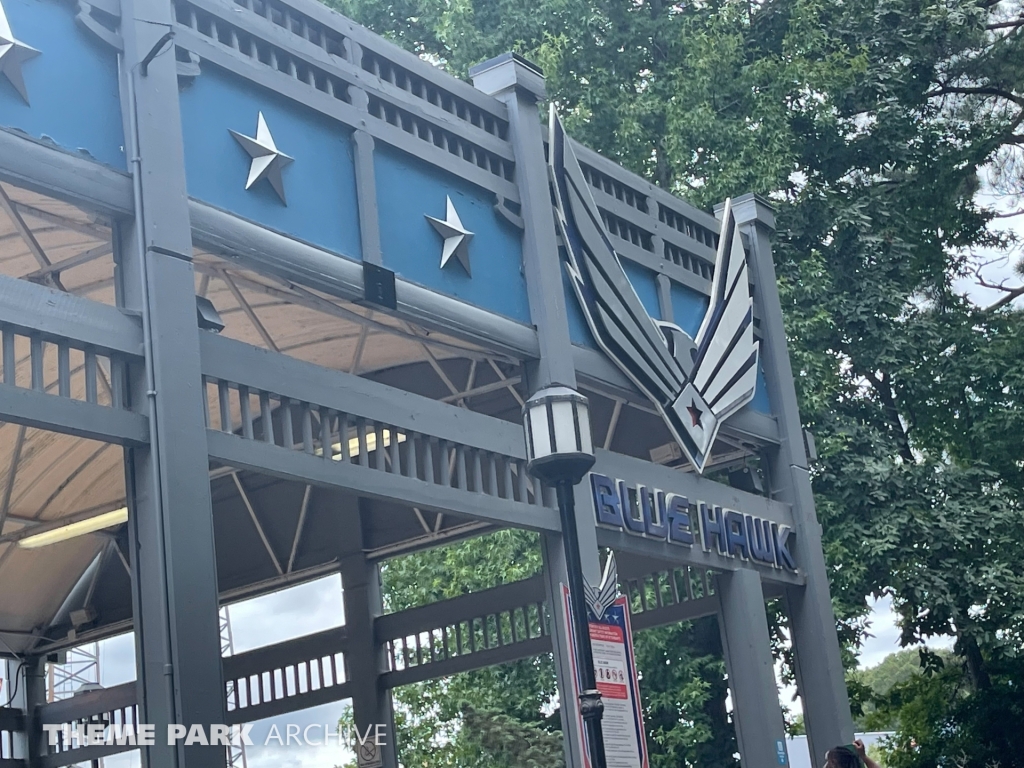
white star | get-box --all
[425,196,473,276]
[0,0,40,105]
[229,112,294,204]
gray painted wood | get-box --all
[200,332,528,458]
[206,430,559,531]
[717,569,790,768]
[37,682,135,725]
[0,129,133,215]
[0,383,148,445]
[118,1,229,765]
[0,275,143,356]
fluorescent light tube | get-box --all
[18,507,129,549]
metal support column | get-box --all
[729,194,854,764]
[716,570,789,768]
[472,54,604,768]
[12,658,45,767]
[117,0,227,765]
[340,502,398,768]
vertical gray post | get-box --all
[470,54,578,391]
[540,533,590,768]
[340,502,398,768]
[11,657,45,765]
[472,54,602,768]
[729,194,854,764]
[117,0,227,765]
[716,570,789,768]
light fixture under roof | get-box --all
[18,507,128,550]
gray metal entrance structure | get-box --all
[0,0,854,766]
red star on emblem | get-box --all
[686,400,703,428]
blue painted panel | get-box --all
[621,260,661,320]
[670,282,710,338]
[0,0,124,169]
[375,145,530,324]
[180,66,361,259]
[564,257,596,348]
[751,367,771,413]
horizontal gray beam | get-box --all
[0,275,143,357]
[222,626,348,683]
[189,201,540,361]
[382,635,550,689]
[571,139,721,249]
[207,430,559,532]
[224,681,352,726]
[38,682,136,725]
[41,743,134,768]
[598,526,804,587]
[0,129,133,215]
[0,384,149,444]
[376,576,546,641]
[201,333,526,459]
[381,594,719,676]
[629,594,719,632]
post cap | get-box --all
[714,193,776,232]
[470,52,546,100]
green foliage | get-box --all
[325,0,1024,764]
[866,655,1024,768]
[849,647,952,729]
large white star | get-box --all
[0,0,40,105]
[425,196,473,276]
[229,112,294,204]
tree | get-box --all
[327,0,1024,764]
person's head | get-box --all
[825,745,862,768]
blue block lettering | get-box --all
[591,473,623,527]
[666,494,694,545]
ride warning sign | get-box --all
[561,587,650,768]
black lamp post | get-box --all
[522,386,606,768]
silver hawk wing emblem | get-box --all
[583,553,619,622]
[549,107,759,474]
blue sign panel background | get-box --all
[375,144,531,325]
[0,0,125,170]
[180,66,362,260]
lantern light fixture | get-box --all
[522,386,595,485]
